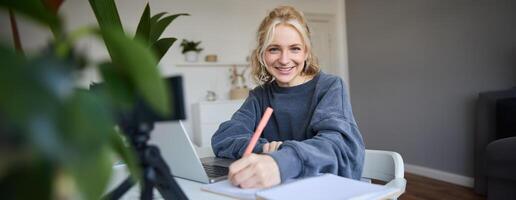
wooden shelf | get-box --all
[175,62,249,67]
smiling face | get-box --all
[263,24,308,87]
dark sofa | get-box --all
[474,88,516,199]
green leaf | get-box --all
[134,3,151,44]
[68,26,98,46]
[68,146,112,200]
[148,12,167,40]
[99,28,170,115]
[109,130,141,181]
[59,91,114,199]
[0,0,61,32]
[152,37,177,61]
[147,12,167,44]
[150,12,167,23]
[0,46,30,121]
[88,0,123,32]
[0,47,65,157]
[98,62,135,110]
[0,159,54,200]
[149,13,189,43]
[59,91,112,151]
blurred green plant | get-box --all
[0,0,187,199]
[180,39,203,54]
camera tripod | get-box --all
[103,121,187,200]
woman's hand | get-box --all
[228,154,281,189]
[262,141,283,153]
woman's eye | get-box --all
[268,48,280,53]
[291,47,302,52]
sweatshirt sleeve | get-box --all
[211,91,269,159]
[268,77,365,182]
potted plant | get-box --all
[180,39,203,62]
[0,0,187,199]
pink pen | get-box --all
[243,107,274,156]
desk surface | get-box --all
[114,176,400,200]
[110,146,228,200]
[175,178,230,200]
[110,167,230,200]
[111,147,401,200]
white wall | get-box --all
[1,0,348,138]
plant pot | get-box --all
[229,88,249,100]
[184,51,199,62]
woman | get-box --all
[211,5,365,189]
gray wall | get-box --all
[346,0,516,177]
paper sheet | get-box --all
[201,174,399,200]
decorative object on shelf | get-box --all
[229,65,250,100]
[180,39,203,62]
[205,54,218,62]
[230,87,250,100]
[205,90,217,101]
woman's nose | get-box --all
[279,51,290,65]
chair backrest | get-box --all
[361,149,405,182]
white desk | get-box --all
[174,178,230,200]
[110,170,400,200]
[109,146,229,200]
[110,148,402,200]
[109,165,230,200]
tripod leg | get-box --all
[147,146,188,200]
[102,176,135,200]
[140,166,156,200]
[120,122,188,200]
[155,174,187,200]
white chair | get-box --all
[361,149,407,199]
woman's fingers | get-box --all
[228,154,281,189]
[269,141,282,152]
[228,154,254,183]
[238,173,260,188]
[230,163,255,186]
[262,141,283,154]
[262,143,270,153]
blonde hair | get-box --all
[251,5,320,85]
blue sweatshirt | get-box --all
[211,72,365,182]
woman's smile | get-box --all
[274,66,296,74]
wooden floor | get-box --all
[398,173,485,200]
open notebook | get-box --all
[201,173,400,200]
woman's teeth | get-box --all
[275,66,294,72]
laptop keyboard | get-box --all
[202,164,229,177]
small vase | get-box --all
[184,51,199,62]
[205,90,217,101]
[229,88,249,100]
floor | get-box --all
[399,173,485,200]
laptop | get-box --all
[149,121,234,183]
